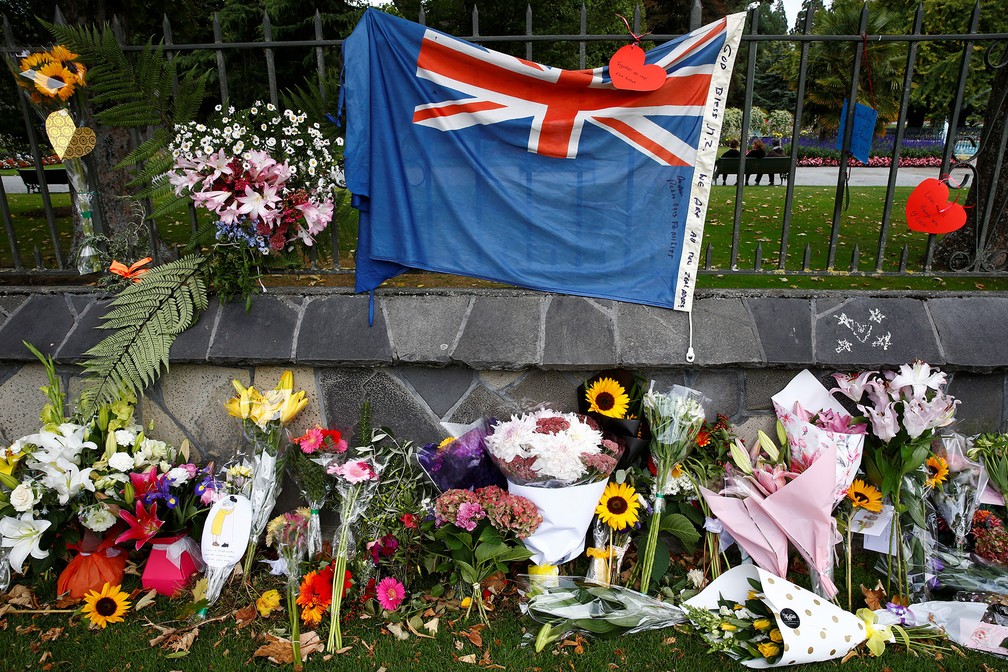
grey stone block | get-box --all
[815,297,941,367]
[616,303,689,367]
[639,370,687,393]
[947,372,1004,435]
[399,366,475,418]
[452,295,541,369]
[209,296,299,363]
[687,369,741,419]
[929,297,1008,369]
[296,295,392,364]
[0,295,28,318]
[55,299,110,362]
[692,298,762,365]
[0,295,75,359]
[66,293,95,317]
[447,384,516,425]
[321,368,441,446]
[744,369,806,412]
[732,413,778,445]
[170,300,220,362]
[384,294,471,364]
[542,296,615,368]
[0,365,48,443]
[509,369,582,412]
[745,298,813,364]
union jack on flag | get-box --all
[344,9,743,313]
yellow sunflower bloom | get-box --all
[585,377,630,419]
[36,61,76,100]
[47,45,80,63]
[757,642,780,659]
[595,481,641,531]
[926,455,949,488]
[847,479,883,513]
[81,582,131,628]
[19,51,52,71]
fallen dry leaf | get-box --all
[54,593,79,609]
[234,603,257,629]
[841,649,860,664]
[191,578,208,603]
[169,627,199,654]
[386,622,410,640]
[861,582,886,611]
[423,617,439,636]
[40,627,63,642]
[134,590,158,612]
[7,585,36,608]
[124,561,142,576]
[255,633,296,665]
[461,625,484,648]
[458,654,477,664]
[299,630,324,658]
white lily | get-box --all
[36,463,95,505]
[889,361,947,401]
[0,513,51,572]
[23,423,96,471]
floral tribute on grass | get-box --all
[80,581,131,629]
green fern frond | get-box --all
[78,255,208,419]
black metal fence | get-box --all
[2,2,1007,281]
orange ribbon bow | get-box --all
[109,257,152,282]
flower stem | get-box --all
[846,512,853,612]
[326,529,349,653]
[639,495,664,594]
[289,582,302,672]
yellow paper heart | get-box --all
[44,109,96,160]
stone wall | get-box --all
[1,288,1007,456]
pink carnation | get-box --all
[328,458,378,483]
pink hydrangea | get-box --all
[455,501,486,531]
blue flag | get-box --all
[344,9,743,312]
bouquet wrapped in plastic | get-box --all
[484,409,621,568]
[417,419,505,492]
[224,371,308,578]
[519,575,684,650]
[289,426,348,558]
[326,457,381,652]
[931,433,988,549]
[267,510,310,671]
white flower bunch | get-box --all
[484,409,606,484]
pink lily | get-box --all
[750,463,799,497]
[115,500,164,550]
[130,466,159,500]
[831,371,880,402]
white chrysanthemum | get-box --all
[114,429,136,447]
[484,413,538,462]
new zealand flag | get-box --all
[343,9,743,312]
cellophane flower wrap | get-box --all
[418,419,506,492]
[930,433,989,550]
[832,362,958,601]
[326,457,380,652]
[639,384,707,593]
[433,486,541,624]
[519,575,684,650]
[289,427,347,558]
[224,371,308,578]
[267,509,310,671]
[484,409,622,567]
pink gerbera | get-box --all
[375,576,405,611]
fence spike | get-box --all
[690,0,702,31]
[754,242,763,271]
[803,244,811,272]
[472,5,479,37]
[899,245,909,272]
[850,244,860,272]
[418,5,425,26]
[704,242,712,270]
[33,245,42,269]
[53,5,66,24]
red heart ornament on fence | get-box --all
[905,178,967,234]
[609,44,666,91]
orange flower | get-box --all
[296,564,335,625]
[35,61,76,100]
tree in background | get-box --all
[780,0,905,136]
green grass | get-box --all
[4,185,1007,292]
[0,552,997,672]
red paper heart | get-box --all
[906,178,967,234]
[608,44,666,92]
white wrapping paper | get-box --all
[508,479,608,566]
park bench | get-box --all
[714,156,792,185]
[17,167,70,193]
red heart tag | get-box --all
[608,44,666,92]
[905,178,967,234]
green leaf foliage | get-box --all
[78,255,208,419]
[660,511,702,550]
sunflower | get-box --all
[595,481,641,530]
[81,582,131,628]
[19,51,52,71]
[585,377,630,419]
[35,61,76,100]
[47,45,80,64]
[926,456,949,488]
[847,479,883,513]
